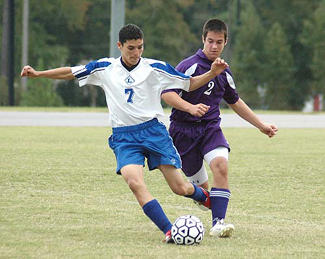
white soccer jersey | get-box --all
[71,57,190,127]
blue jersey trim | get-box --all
[76,60,111,79]
[150,62,190,79]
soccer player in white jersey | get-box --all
[21,24,229,243]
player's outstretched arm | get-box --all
[161,91,210,117]
[20,65,75,80]
[228,98,278,138]
[189,57,228,91]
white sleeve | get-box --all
[162,74,190,92]
[150,61,190,92]
[72,59,111,87]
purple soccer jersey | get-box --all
[165,49,240,177]
[168,49,239,123]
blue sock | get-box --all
[210,188,230,226]
[184,183,206,202]
[142,199,172,234]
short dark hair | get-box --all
[202,19,228,42]
[119,24,144,45]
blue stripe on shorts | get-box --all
[108,119,182,174]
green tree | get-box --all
[231,2,265,108]
[263,23,295,110]
[18,0,91,106]
[126,0,196,66]
[300,0,325,96]
[3,0,323,109]
[253,0,321,109]
[20,77,64,107]
[27,0,90,69]
[56,0,110,107]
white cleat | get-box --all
[209,219,234,238]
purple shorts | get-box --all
[169,119,230,177]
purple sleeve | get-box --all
[222,69,239,104]
[175,60,188,73]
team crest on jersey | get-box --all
[125,75,135,85]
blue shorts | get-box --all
[108,119,182,174]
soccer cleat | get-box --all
[194,187,211,211]
[209,218,234,238]
[163,230,174,244]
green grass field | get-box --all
[0,126,324,258]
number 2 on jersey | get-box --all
[204,81,215,95]
[125,88,134,103]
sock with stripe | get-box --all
[142,199,172,234]
[210,188,231,226]
[184,183,207,202]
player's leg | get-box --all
[200,121,234,237]
[170,131,210,208]
[120,164,153,206]
[185,164,211,211]
[158,164,209,207]
[209,154,229,188]
[120,164,173,241]
[186,164,209,190]
[109,121,174,242]
[204,147,234,237]
[139,120,207,205]
[167,122,210,208]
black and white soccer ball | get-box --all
[171,215,204,245]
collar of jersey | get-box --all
[120,57,141,72]
[196,49,212,64]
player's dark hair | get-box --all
[119,24,144,45]
[202,18,228,42]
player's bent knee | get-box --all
[210,158,228,176]
[126,178,145,192]
[170,183,188,196]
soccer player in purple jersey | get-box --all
[162,18,278,238]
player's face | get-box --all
[118,39,144,67]
[202,31,227,61]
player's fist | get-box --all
[260,124,278,138]
[20,65,38,77]
[211,57,229,76]
[189,103,210,117]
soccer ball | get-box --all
[171,215,204,245]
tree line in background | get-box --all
[0,0,324,110]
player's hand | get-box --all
[20,65,39,77]
[188,103,210,117]
[260,124,278,138]
[211,57,229,76]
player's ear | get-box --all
[117,41,122,50]
[202,35,205,44]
